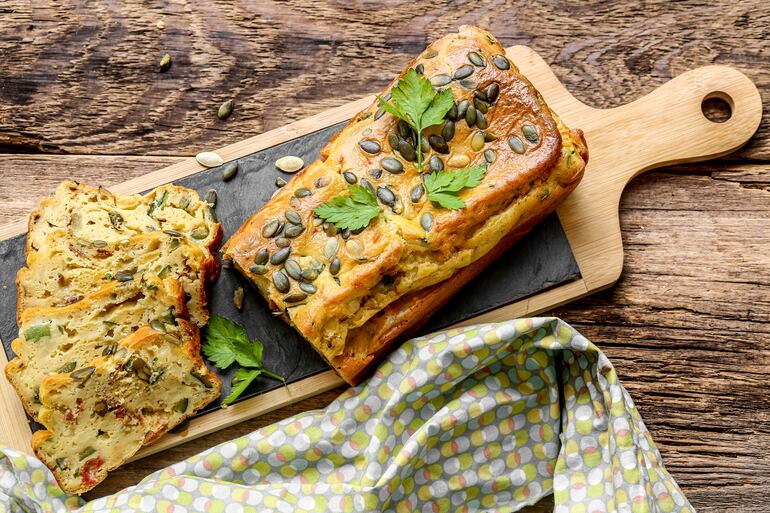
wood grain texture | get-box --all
[1,2,769,512]
[0,1,768,158]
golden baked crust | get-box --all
[222,26,588,384]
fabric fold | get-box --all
[0,318,693,513]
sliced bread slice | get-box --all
[32,324,221,494]
[27,180,222,260]
[17,229,215,326]
[5,274,188,419]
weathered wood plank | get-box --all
[1,155,767,511]
[0,1,768,159]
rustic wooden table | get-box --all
[1,2,768,511]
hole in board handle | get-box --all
[701,91,733,123]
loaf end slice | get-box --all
[32,324,220,494]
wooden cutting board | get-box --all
[0,46,761,460]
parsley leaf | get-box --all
[202,313,283,406]
[424,165,487,209]
[313,184,380,231]
[377,69,454,172]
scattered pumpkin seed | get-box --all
[285,224,305,238]
[173,398,189,413]
[447,102,459,121]
[465,105,477,127]
[284,258,302,280]
[70,366,95,383]
[57,361,77,374]
[217,99,234,120]
[484,131,499,142]
[411,183,425,203]
[476,111,488,129]
[285,210,302,225]
[484,149,497,163]
[329,257,341,275]
[374,108,386,120]
[299,282,317,294]
[430,74,452,87]
[250,264,267,275]
[473,98,489,114]
[441,120,455,141]
[453,65,474,80]
[358,139,381,154]
[284,293,307,303]
[190,369,214,388]
[468,51,485,67]
[360,178,375,194]
[492,55,510,70]
[102,344,117,356]
[424,49,438,58]
[448,154,471,168]
[191,225,210,240]
[420,212,433,231]
[159,53,172,72]
[275,177,287,187]
[471,131,486,152]
[428,135,449,154]
[79,447,97,460]
[233,287,245,310]
[429,155,444,172]
[381,157,404,174]
[222,162,238,181]
[459,79,476,89]
[522,124,539,144]
[376,186,396,206]
[346,239,364,259]
[343,171,358,184]
[92,240,107,248]
[275,237,290,248]
[486,83,500,102]
[275,156,304,173]
[204,189,217,207]
[508,135,526,154]
[272,270,290,292]
[262,219,281,238]
[301,267,320,282]
[457,99,469,119]
[114,271,134,282]
[415,63,424,74]
[368,168,382,179]
[271,247,291,265]
[324,238,339,260]
[150,319,167,333]
[255,248,270,265]
[474,89,488,101]
[294,188,311,198]
[196,151,223,168]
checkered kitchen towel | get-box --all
[1,318,693,513]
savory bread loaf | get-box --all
[5,275,189,419]
[17,229,215,326]
[222,26,588,384]
[32,325,221,494]
[27,180,222,260]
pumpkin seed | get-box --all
[471,131,486,152]
[250,264,267,275]
[173,398,189,413]
[343,171,358,184]
[191,225,209,240]
[196,151,223,168]
[476,111,488,129]
[429,155,444,172]
[468,51,485,67]
[275,236,290,248]
[275,156,304,173]
[92,240,107,248]
[459,79,476,89]
[415,63,425,74]
[428,135,449,154]
[424,49,438,58]
[441,120,455,141]
[359,139,381,154]
[70,366,95,383]
[397,138,417,161]
[430,74,452,87]
[79,447,97,460]
[284,293,307,303]
[150,319,167,333]
[284,258,302,280]
[163,230,183,238]
[102,344,117,356]
[301,268,320,282]
[284,224,304,238]
[454,65,474,80]
[465,105,477,127]
[159,53,172,72]
[94,399,108,416]
[204,189,217,207]
[149,368,166,384]
[388,131,399,151]
[285,210,302,225]
[271,247,291,265]
[324,238,339,259]
[447,102,459,121]
[57,361,77,374]
[376,186,396,206]
[368,168,382,179]
[347,240,365,259]
[315,175,331,188]
[457,99,469,119]
[522,124,539,143]
[420,213,433,231]
[381,157,404,174]
[508,135,526,154]
[474,89,488,101]
[492,55,510,70]
[374,108,386,120]
[382,92,391,101]
[360,178,375,194]
[299,282,317,294]
[130,356,152,382]
[275,177,287,188]
[329,257,341,275]
[397,120,410,138]
[272,270,290,292]
[411,183,425,202]
[233,287,244,310]
[262,219,281,238]
[473,98,489,114]
[109,212,123,229]
[222,162,238,181]
[253,249,269,267]
[484,131,499,142]
[115,271,134,282]
[190,369,214,388]
[486,83,500,102]
[448,154,471,168]
[294,188,311,198]
[217,99,234,120]
[484,149,497,163]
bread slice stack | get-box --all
[5,181,223,494]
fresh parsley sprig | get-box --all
[424,165,487,209]
[377,68,454,172]
[202,313,285,406]
[313,184,380,231]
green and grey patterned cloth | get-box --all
[1,318,693,513]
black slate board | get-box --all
[0,121,580,425]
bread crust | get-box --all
[222,26,588,384]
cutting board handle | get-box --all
[593,65,762,185]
